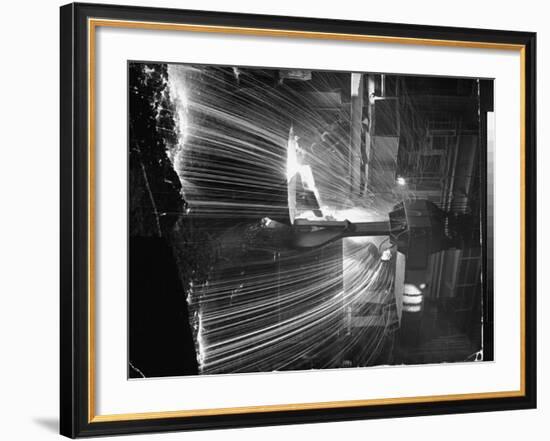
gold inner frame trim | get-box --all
[87,17,527,423]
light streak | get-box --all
[152,64,405,374]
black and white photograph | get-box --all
[128,62,494,378]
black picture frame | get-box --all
[60,2,537,438]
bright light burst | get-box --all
[162,65,402,374]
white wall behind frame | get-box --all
[0,0,547,440]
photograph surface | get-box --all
[128,62,493,378]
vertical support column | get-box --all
[349,73,364,196]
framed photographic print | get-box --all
[60,2,537,438]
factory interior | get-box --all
[128,63,494,378]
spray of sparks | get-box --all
[159,64,404,374]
